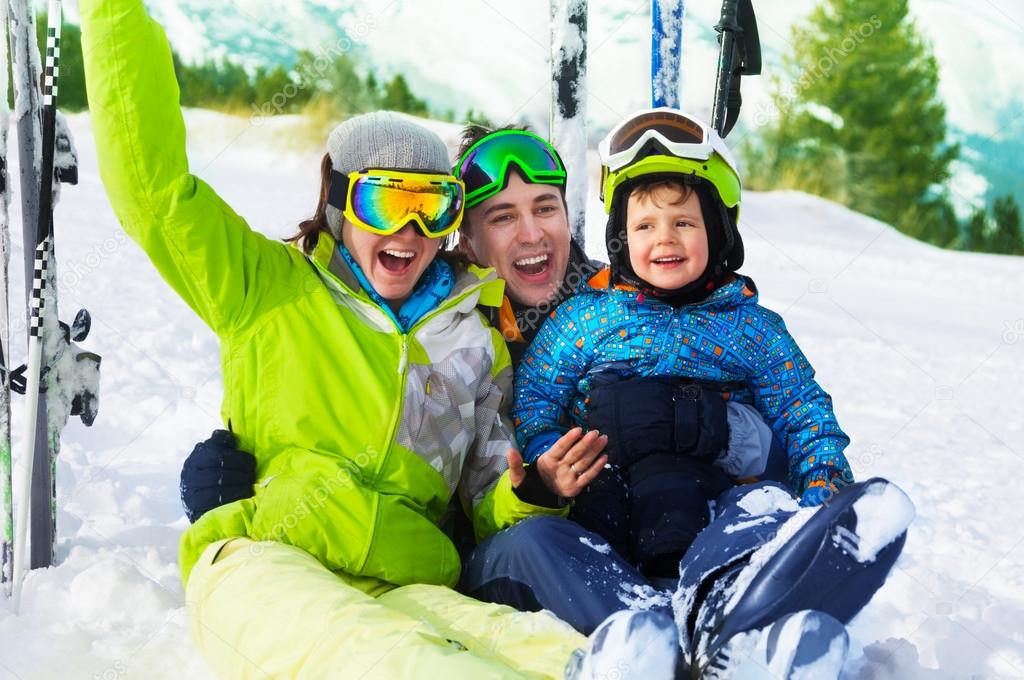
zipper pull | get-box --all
[397,336,408,374]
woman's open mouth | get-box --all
[378,248,416,274]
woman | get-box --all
[79,0,681,677]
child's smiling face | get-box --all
[625,183,709,291]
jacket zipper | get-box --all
[311,259,494,472]
[376,290,482,480]
[397,335,408,375]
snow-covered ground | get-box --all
[0,109,1022,679]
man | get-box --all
[452,124,601,364]
[448,124,767,632]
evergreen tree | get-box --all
[365,71,380,108]
[381,74,429,117]
[172,50,190,105]
[327,54,372,114]
[216,60,254,107]
[252,65,310,114]
[744,0,959,245]
[142,40,435,123]
[989,194,1024,255]
[464,108,494,128]
[903,197,958,248]
[963,206,989,252]
[295,50,372,115]
[175,57,259,110]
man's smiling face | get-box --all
[460,173,571,308]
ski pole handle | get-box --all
[712,0,739,136]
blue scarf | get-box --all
[337,244,455,332]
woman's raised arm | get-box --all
[80,0,297,334]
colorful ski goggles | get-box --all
[598,107,739,176]
[327,169,465,238]
[454,130,567,209]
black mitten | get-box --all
[629,454,732,578]
[587,376,731,465]
[180,429,257,523]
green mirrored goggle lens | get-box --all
[455,131,567,208]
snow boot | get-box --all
[718,477,913,637]
[703,609,849,679]
[681,478,913,676]
[564,610,679,680]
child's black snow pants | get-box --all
[572,375,734,578]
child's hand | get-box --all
[536,427,609,498]
[799,483,840,507]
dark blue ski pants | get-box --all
[460,514,671,635]
[460,441,793,635]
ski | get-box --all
[12,0,62,608]
[549,0,587,246]
[0,0,13,600]
[710,0,761,138]
[651,0,685,108]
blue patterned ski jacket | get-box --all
[512,269,853,496]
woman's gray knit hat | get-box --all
[325,111,451,238]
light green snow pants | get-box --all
[186,538,587,679]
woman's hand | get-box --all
[508,428,608,498]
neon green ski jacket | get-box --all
[80,0,567,589]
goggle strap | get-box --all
[327,169,349,211]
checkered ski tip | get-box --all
[28,243,49,338]
[43,25,61,105]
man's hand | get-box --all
[180,429,257,523]
[508,427,608,498]
[507,448,529,488]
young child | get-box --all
[513,108,854,578]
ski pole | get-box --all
[13,0,62,612]
[711,0,761,138]
[711,0,740,136]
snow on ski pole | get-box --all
[550,0,588,246]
